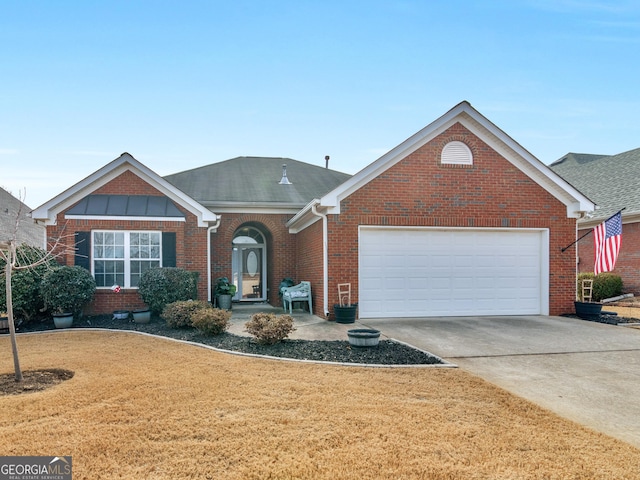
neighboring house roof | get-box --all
[289,101,595,232]
[31,153,218,228]
[549,147,640,226]
[0,187,44,247]
[164,157,352,213]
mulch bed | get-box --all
[0,369,74,396]
[4,315,443,366]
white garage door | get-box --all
[359,227,548,318]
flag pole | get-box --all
[560,207,625,253]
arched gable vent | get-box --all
[441,141,473,165]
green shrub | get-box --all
[138,267,198,314]
[594,273,623,301]
[41,266,96,316]
[0,244,59,323]
[245,313,295,345]
[577,272,623,302]
[161,300,210,328]
[191,307,231,336]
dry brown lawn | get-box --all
[1,331,639,479]
[605,305,640,320]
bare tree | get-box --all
[0,192,75,382]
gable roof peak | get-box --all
[31,152,217,227]
[313,101,594,219]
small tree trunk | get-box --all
[5,247,23,382]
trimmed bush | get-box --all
[138,267,198,314]
[594,273,623,301]
[245,313,295,345]
[577,272,623,302]
[162,300,210,328]
[192,307,231,336]
[0,244,59,323]
[41,266,96,316]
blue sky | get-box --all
[1,0,639,208]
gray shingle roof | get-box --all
[0,188,45,247]
[549,148,640,221]
[163,157,352,207]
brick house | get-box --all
[550,148,640,295]
[32,101,594,319]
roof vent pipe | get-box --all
[279,164,292,185]
[325,155,330,169]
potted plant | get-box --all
[215,276,237,310]
[41,266,96,328]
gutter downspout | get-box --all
[207,216,221,302]
[311,202,330,317]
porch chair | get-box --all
[281,281,312,314]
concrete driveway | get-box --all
[360,315,640,449]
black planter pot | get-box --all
[574,301,603,320]
[334,304,357,324]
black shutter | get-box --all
[75,231,91,270]
[162,232,176,267]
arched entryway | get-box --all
[232,226,267,301]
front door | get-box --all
[232,227,266,301]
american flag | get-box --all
[593,211,622,275]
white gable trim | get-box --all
[31,153,218,227]
[64,215,187,223]
[318,101,595,219]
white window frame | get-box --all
[92,230,162,289]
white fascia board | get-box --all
[578,211,639,229]
[31,153,218,227]
[319,101,595,219]
[287,199,322,233]
[204,202,303,215]
[288,213,321,234]
[456,112,596,218]
[320,102,471,213]
[64,215,186,223]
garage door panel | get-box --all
[359,228,546,318]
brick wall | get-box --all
[295,219,324,316]
[325,122,577,316]
[577,221,640,295]
[46,171,210,315]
